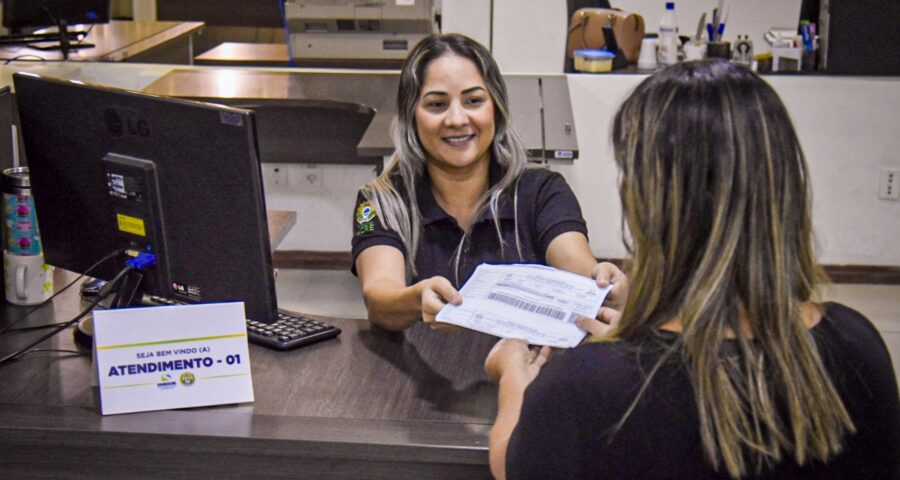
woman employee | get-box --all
[486,60,899,479]
[352,34,624,331]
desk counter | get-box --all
[0,20,204,64]
[0,269,496,479]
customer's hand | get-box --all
[576,306,622,342]
[419,275,462,330]
[485,338,551,385]
[590,261,629,311]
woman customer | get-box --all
[486,60,899,479]
[352,33,624,331]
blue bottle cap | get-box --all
[666,2,675,9]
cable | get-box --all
[0,264,133,366]
[73,24,95,48]
[0,248,124,337]
[17,348,89,359]
[5,321,70,332]
[280,0,297,68]
[4,55,47,64]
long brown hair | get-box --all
[359,33,528,284]
[611,60,854,477]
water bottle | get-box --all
[2,167,54,306]
[2,167,41,256]
[657,2,679,67]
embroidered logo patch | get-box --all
[355,201,376,234]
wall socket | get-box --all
[296,164,324,192]
[268,165,289,188]
[879,168,899,200]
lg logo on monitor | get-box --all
[104,108,150,138]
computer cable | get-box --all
[3,55,46,65]
[0,248,124,337]
[15,348,89,359]
[0,263,133,366]
[4,321,71,332]
[73,24,95,49]
[279,0,297,68]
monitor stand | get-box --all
[0,20,93,60]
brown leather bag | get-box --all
[566,8,646,63]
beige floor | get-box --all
[275,270,900,384]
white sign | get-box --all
[93,302,254,415]
[436,264,610,348]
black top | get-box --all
[507,302,900,479]
[351,164,588,287]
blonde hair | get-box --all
[359,34,529,284]
[610,60,854,477]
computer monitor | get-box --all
[0,85,13,172]
[12,72,279,324]
[1,0,110,58]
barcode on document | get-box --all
[488,292,567,321]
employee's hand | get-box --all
[419,275,462,330]
[591,261,629,311]
[576,306,622,342]
[485,338,551,385]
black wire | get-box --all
[0,248,123,337]
[17,348,89,358]
[3,55,47,64]
[75,24,95,48]
[279,0,297,68]
[5,321,70,332]
[0,264,133,366]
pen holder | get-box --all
[683,42,707,61]
[706,41,731,60]
[801,50,816,71]
[772,46,802,72]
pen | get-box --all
[707,23,714,41]
[695,12,707,43]
[799,20,812,52]
[809,22,817,49]
[717,8,728,42]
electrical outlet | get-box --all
[296,164,324,192]
[272,165,289,188]
[266,164,289,189]
[878,168,899,200]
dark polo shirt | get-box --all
[351,163,588,287]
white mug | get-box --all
[3,251,54,306]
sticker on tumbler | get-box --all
[3,192,42,255]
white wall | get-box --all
[614,0,803,55]
[487,0,804,74]
[491,0,567,73]
[560,74,900,266]
[441,0,492,48]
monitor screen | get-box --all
[2,0,110,31]
[12,72,279,324]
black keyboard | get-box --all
[247,312,341,351]
[143,295,340,351]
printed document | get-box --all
[436,264,611,348]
